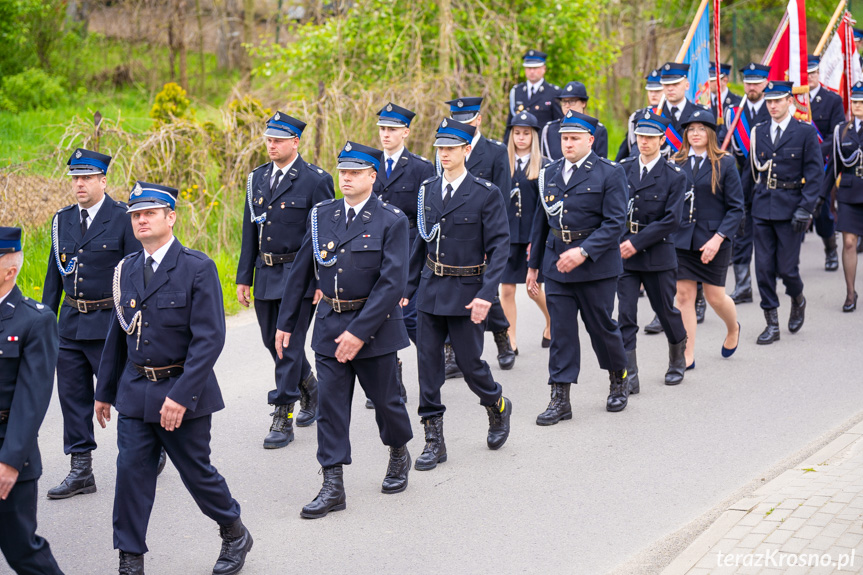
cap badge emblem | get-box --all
[644,111,651,119]
[345,142,352,151]
[529,50,534,55]
[567,85,572,92]
[457,100,463,108]
[75,150,82,159]
[442,119,448,127]
[274,112,280,120]
[386,103,393,112]
[132,183,143,197]
[750,63,756,70]
[665,63,671,70]
[768,82,773,89]
[521,114,527,120]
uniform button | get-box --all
[102,245,107,249]
[78,278,84,282]
[79,263,84,268]
[267,237,271,241]
[145,359,152,365]
[773,153,776,157]
[339,288,344,293]
[0,350,3,355]
[79,292,84,297]
[386,314,390,318]
[142,304,148,309]
[634,208,639,212]
[268,205,272,209]
[338,268,343,273]
[170,301,175,305]
[441,217,446,222]
[144,340,149,345]
[267,221,271,225]
[441,235,446,239]
[440,253,445,257]
[564,194,568,198]
[370,335,375,340]
[192,395,198,401]
[363,244,368,248]
[78,249,83,253]
[340,249,345,254]
[144,322,149,327]
[635,195,640,199]
[564,210,568,213]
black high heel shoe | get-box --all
[843,292,858,313]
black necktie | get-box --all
[518,159,525,173]
[144,256,155,287]
[692,157,703,178]
[857,122,862,137]
[346,207,355,229]
[774,126,782,144]
[271,170,283,193]
[80,209,89,236]
[443,184,454,208]
[670,106,679,121]
[640,166,648,181]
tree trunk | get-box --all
[241,0,254,81]
[438,0,452,81]
[195,0,205,91]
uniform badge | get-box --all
[521,114,527,120]
[644,111,651,119]
[274,112,281,120]
[130,299,136,308]
[7,336,18,342]
[345,142,352,151]
[539,86,544,92]
[442,119,448,127]
[257,197,264,205]
[457,100,464,108]
[529,50,535,56]
[132,182,143,197]
[535,105,540,110]
[75,150,83,159]
[693,111,701,118]
[327,241,334,250]
[36,304,44,309]
[665,63,671,70]
[281,202,286,209]
[566,85,573,92]
[320,250,328,259]
[386,103,393,112]
[61,253,67,263]
[750,63,756,70]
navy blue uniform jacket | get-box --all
[509,159,550,244]
[811,87,845,158]
[0,287,58,482]
[236,156,335,300]
[742,119,824,219]
[504,79,562,142]
[824,121,863,204]
[619,156,687,272]
[673,154,744,251]
[528,153,627,283]
[278,195,410,359]
[42,195,141,340]
[96,240,226,423]
[405,173,510,315]
[373,148,435,230]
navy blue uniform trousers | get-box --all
[57,337,103,454]
[417,312,503,419]
[753,218,805,309]
[0,479,64,574]
[114,414,240,555]
[545,277,627,384]
[732,210,754,268]
[618,270,687,349]
[254,297,313,405]
[314,352,413,467]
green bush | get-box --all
[150,82,193,123]
[0,68,68,113]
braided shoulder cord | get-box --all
[52,213,78,277]
[435,151,442,177]
[310,205,338,267]
[112,257,142,350]
[749,125,773,185]
[537,164,565,232]
[834,123,863,182]
[246,172,266,225]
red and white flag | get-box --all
[766,0,811,120]
[819,11,863,117]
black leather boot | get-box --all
[118,551,144,575]
[730,264,753,303]
[301,465,346,519]
[695,285,706,324]
[757,308,780,344]
[665,337,687,385]
[263,404,294,449]
[492,331,516,370]
[381,445,410,494]
[625,349,639,394]
[295,372,318,427]
[606,369,630,412]
[47,451,96,499]
[415,415,447,470]
[444,343,462,380]
[213,518,253,575]
[535,383,572,425]
[643,314,663,334]
[824,235,839,271]
[789,294,806,333]
[156,448,167,476]
[485,396,512,450]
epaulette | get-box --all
[598,157,617,166]
[20,297,49,313]
[421,174,440,185]
[598,121,605,127]
[379,201,404,217]
[315,198,337,208]
[251,162,269,174]
[113,200,126,208]
[410,152,432,164]
[305,161,327,175]
[619,156,635,164]
[475,177,493,188]
[546,157,565,168]
[56,205,75,214]
[551,84,560,91]
[488,139,505,147]
[666,159,682,172]
[544,119,560,128]
[181,246,209,260]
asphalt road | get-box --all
[5,233,863,575]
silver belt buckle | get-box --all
[144,367,158,382]
[76,299,89,313]
[767,177,778,189]
[856,166,863,178]
[629,221,639,234]
[262,253,274,266]
[560,229,572,243]
[434,261,444,276]
[331,297,342,313]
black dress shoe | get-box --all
[536,383,572,425]
[213,518,253,575]
[156,448,167,476]
[757,308,780,345]
[788,294,806,333]
[844,292,858,312]
[695,286,706,324]
[301,466,346,519]
[493,331,516,370]
[444,343,462,380]
[643,315,663,334]
[381,445,410,494]
[263,404,295,449]
[295,372,318,427]
[665,337,687,385]
[486,396,512,450]
[415,415,447,470]
[731,264,753,303]
[47,452,96,499]
[825,235,839,271]
[119,551,144,575]
[365,397,374,409]
[606,369,629,412]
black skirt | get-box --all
[503,243,543,284]
[675,246,731,286]
[837,202,863,236]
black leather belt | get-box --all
[260,252,297,266]
[0,410,9,424]
[844,167,863,178]
[133,363,185,382]
[321,294,367,313]
[426,256,486,277]
[766,177,803,190]
[551,227,596,243]
[63,295,113,313]
[628,221,644,234]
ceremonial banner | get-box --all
[766,0,811,120]
[684,2,712,107]
[819,11,863,117]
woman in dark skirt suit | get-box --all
[825,81,863,312]
[672,110,744,367]
[501,111,551,352]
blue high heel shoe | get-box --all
[721,322,741,358]
[686,361,695,371]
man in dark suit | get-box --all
[742,81,823,344]
[0,227,65,575]
[541,81,609,160]
[504,49,562,143]
[275,142,414,519]
[42,148,144,500]
[405,118,512,471]
[617,112,688,390]
[527,111,631,420]
[729,63,772,304]
[808,55,845,272]
[95,184,252,575]
[236,112,334,449]
[439,97,516,375]
[616,69,665,162]
[368,102,435,408]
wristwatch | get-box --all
[579,246,589,258]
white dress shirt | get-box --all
[344,195,371,224]
[562,154,590,184]
[442,169,469,200]
[770,113,793,143]
[270,156,299,189]
[79,194,106,230]
[143,236,175,272]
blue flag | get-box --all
[683,4,711,107]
